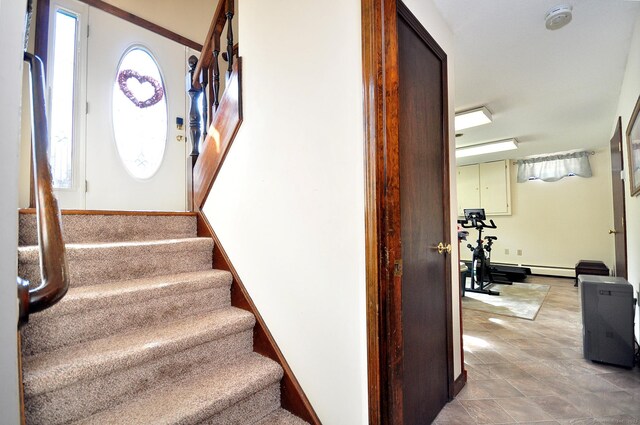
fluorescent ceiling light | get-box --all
[456,139,518,158]
[455,107,492,131]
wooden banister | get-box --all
[193,0,228,76]
[187,0,239,210]
[19,53,70,327]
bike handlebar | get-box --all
[458,218,497,230]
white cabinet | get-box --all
[457,164,480,216]
[457,160,511,216]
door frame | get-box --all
[610,117,628,278]
[362,1,454,423]
[32,0,201,208]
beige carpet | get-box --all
[462,281,551,320]
[18,212,308,425]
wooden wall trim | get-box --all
[77,0,203,51]
[360,0,383,423]
[361,0,403,423]
[192,59,243,209]
[453,370,467,397]
[196,212,321,425]
[35,0,202,58]
[18,333,26,425]
[382,1,404,421]
[19,209,196,217]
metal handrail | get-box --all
[19,52,69,327]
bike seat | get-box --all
[486,236,498,241]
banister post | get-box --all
[186,55,202,211]
[225,0,234,77]
[200,67,209,132]
[212,46,220,111]
[187,55,202,163]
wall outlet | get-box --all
[504,248,509,255]
[517,249,523,256]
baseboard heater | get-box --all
[491,263,575,278]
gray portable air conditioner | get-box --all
[578,275,635,368]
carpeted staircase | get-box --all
[18,212,308,425]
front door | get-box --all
[397,3,452,423]
[610,117,628,278]
[85,7,187,211]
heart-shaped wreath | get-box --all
[117,69,164,108]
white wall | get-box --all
[202,0,367,423]
[403,0,462,380]
[460,153,615,274]
[0,0,27,422]
[614,13,640,340]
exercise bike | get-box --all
[458,208,510,296]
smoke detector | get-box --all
[545,5,573,30]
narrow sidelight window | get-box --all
[49,9,78,189]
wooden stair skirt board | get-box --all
[197,212,320,424]
[18,209,319,425]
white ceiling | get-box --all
[431,0,640,165]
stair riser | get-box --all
[22,285,231,356]
[19,214,197,246]
[25,330,254,425]
[195,384,280,425]
[19,239,213,288]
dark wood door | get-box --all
[610,117,628,278]
[398,5,451,424]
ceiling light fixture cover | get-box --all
[545,5,573,30]
[456,138,519,158]
[454,106,492,131]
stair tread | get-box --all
[18,237,212,258]
[24,307,255,396]
[74,352,284,425]
[19,213,197,245]
[255,409,309,425]
[34,269,232,317]
[19,237,214,288]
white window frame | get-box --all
[47,0,88,202]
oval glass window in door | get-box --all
[112,47,167,179]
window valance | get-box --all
[516,151,593,183]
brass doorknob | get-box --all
[435,242,452,255]
[609,229,619,234]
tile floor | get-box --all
[435,275,640,425]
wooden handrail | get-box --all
[192,0,228,78]
[191,0,235,119]
[19,52,69,327]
